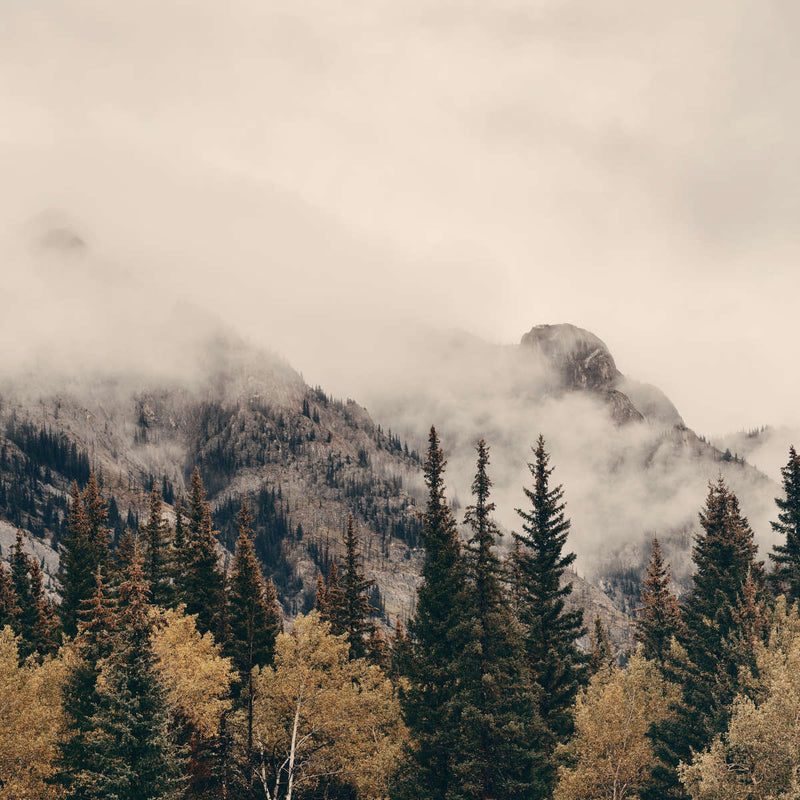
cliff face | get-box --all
[519,323,685,428]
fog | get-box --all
[2,2,799,439]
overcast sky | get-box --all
[2,0,799,436]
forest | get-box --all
[2,428,800,800]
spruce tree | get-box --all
[81,546,184,800]
[450,439,549,800]
[58,476,112,638]
[341,515,376,660]
[227,498,283,755]
[58,483,94,637]
[395,426,466,800]
[769,445,800,601]
[648,478,767,800]
[141,483,173,607]
[176,469,225,637]
[319,559,347,636]
[635,537,682,665]
[512,435,586,747]
[57,568,117,798]
[588,615,614,675]
[0,561,19,630]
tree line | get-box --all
[3,433,800,799]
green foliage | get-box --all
[81,550,184,800]
[395,426,468,800]
[58,476,112,638]
[341,514,377,661]
[141,483,173,608]
[512,435,587,754]
[770,446,800,602]
[635,538,682,665]
[449,439,549,800]
[175,469,225,637]
[649,478,768,800]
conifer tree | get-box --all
[649,478,767,800]
[80,545,184,800]
[635,537,682,665]
[141,483,173,607]
[341,515,376,660]
[176,469,225,637]
[395,426,466,800]
[58,483,94,637]
[512,435,586,747]
[82,473,112,570]
[588,615,614,675]
[450,439,549,800]
[0,561,19,630]
[26,556,59,657]
[58,477,112,638]
[769,445,800,601]
[319,559,347,636]
[10,530,36,653]
[227,498,283,756]
[57,568,117,798]
[314,573,329,617]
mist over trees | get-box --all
[2,433,800,798]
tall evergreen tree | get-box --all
[58,483,94,638]
[450,439,549,800]
[512,435,586,747]
[141,483,173,607]
[769,445,800,601]
[82,473,112,571]
[341,515,376,660]
[176,469,225,637]
[648,478,767,800]
[588,614,614,675]
[635,537,682,665]
[318,559,348,636]
[57,568,117,798]
[227,498,283,755]
[58,476,112,638]
[80,545,184,800]
[395,426,466,800]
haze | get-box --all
[2,0,799,437]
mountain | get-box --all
[0,332,425,619]
[358,322,781,612]
[0,315,787,652]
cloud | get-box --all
[1,0,799,437]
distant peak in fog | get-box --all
[520,323,621,392]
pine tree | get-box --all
[56,568,117,798]
[394,426,466,800]
[80,545,184,800]
[227,498,283,757]
[141,483,173,607]
[648,478,767,800]
[58,483,94,637]
[769,445,800,601]
[635,537,682,665]
[319,559,347,636]
[588,615,614,675]
[176,469,225,637]
[512,435,586,747]
[449,439,549,800]
[341,515,376,660]
[314,573,329,617]
[58,476,112,638]
[82,472,112,571]
[0,561,19,630]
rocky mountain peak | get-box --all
[520,323,621,391]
